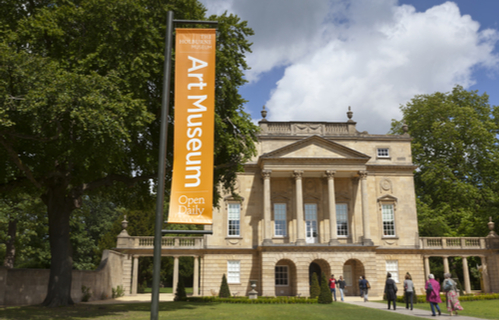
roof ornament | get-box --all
[488,216,498,237]
[347,106,353,122]
[261,105,268,121]
[402,123,409,134]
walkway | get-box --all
[86,293,174,304]
[344,297,488,320]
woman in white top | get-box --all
[403,273,414,310]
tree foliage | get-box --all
[309,272,320,299]
[318,272,333,304]
[174,277,187,301]
[219,274,231,298]
[0,0,258,307]
[391,85,498,237]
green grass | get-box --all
[143,287,193,294]
[378,299,499,319]
[0,301,425,320]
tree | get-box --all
[219,274,231,298]
[174,276,187,301]
[318,272,332,304]
[0,0,257,307]
[391,85,498,237]
[309,272,320,299]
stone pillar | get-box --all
[359,171,373,245]
[200,255,204,296]
[462,256,471,294]
[193,256,199,296]
[443,256,450,274]
[424,256,430,279]
[131,256,139,294]
[326,170,338,245]
[262,170,273,245]
[173,256,179,293]
[294,170,306,245]
[480,256,490,293]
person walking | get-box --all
[443,273,463,316]
[359,275,369,302]
[337,276,346,302]
[425,274,442,317]
[384,273,398,310]
[329,275,337,301]
[403,273,414,310]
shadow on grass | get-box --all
[0,301,218,320]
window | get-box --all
[386,260,399,282]
[228,203,240,236]
[336,203,348,236]
[382,204,395,236]
[377,148,389,157]
[275,265,289,286]
[227,261,240,283]
[274,203,287,237]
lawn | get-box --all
[376,299,499,319]
[0,301,425,320]
[143,287,193,294]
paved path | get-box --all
[344,298,489,320]
[86,293,174,304]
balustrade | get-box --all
[420,237,485,249]
[118,236,204,248]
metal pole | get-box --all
[151,10,174,320]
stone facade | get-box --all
[114,112,498,298]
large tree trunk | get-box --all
[3,218,17,268]
[41,185,76,307]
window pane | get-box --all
[274,204,287,236]
[228,261,240,283]
[336,204,348,236]
[382,204,395,236]
[305,204,317,220]
[378,148,389,157]
[386,260,399,282]
[275,266,288,286]
[228,204,240,236]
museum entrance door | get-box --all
[342,259,365,296]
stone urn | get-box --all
[248,280,258,299]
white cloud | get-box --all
[202,0,498,133]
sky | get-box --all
[199,0,499,134]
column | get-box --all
[326,170,338,245]
[480,256,490,293]
[462,256,471,294]
[193,256,199,296]
[443,256,450,274]
[131,256,139,294]
[359,171,373,245]
[173,256,179,293]
[199,255,204,296]
[294,170,306,245]
[262,170,273,245]
[424,256,430,279]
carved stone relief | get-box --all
[380,179,392,194]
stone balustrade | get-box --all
[259,121,358,136]
[117,236,204,249]
[420,237,486,249]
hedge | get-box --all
[395,293,499,304]
[185,296,318,304]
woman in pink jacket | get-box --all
[425,274,442,316]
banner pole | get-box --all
[151,10,174,320]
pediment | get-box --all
[260,135,370,160]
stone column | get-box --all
[424,256,430,279]
[480,256,490,293]
[173,256,179,293]
[131,256,139,294]
[443,256,450,274]
[200,255,204,296]
[262,170,273,245]
[193,256,199,296]
[326,170,338,245]
[359,171,373,245]
[294,170,306,245]
[462,256,471,294]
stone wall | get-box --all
[0,250,125,306]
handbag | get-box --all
[366,281,371,289]
[426,282,433,294]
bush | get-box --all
[174,278,187,301]
[81,285,92,302]
[185,296,318,304]
[310,273,320,299]
[318,273,333,304]
[138,280,147,293]
[112,285,125,298]
[219,274,231,298]
[395,293,499,304]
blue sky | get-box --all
[201,0,498,134]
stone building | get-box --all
[115,107,498,298]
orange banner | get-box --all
[168,29,216,224]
